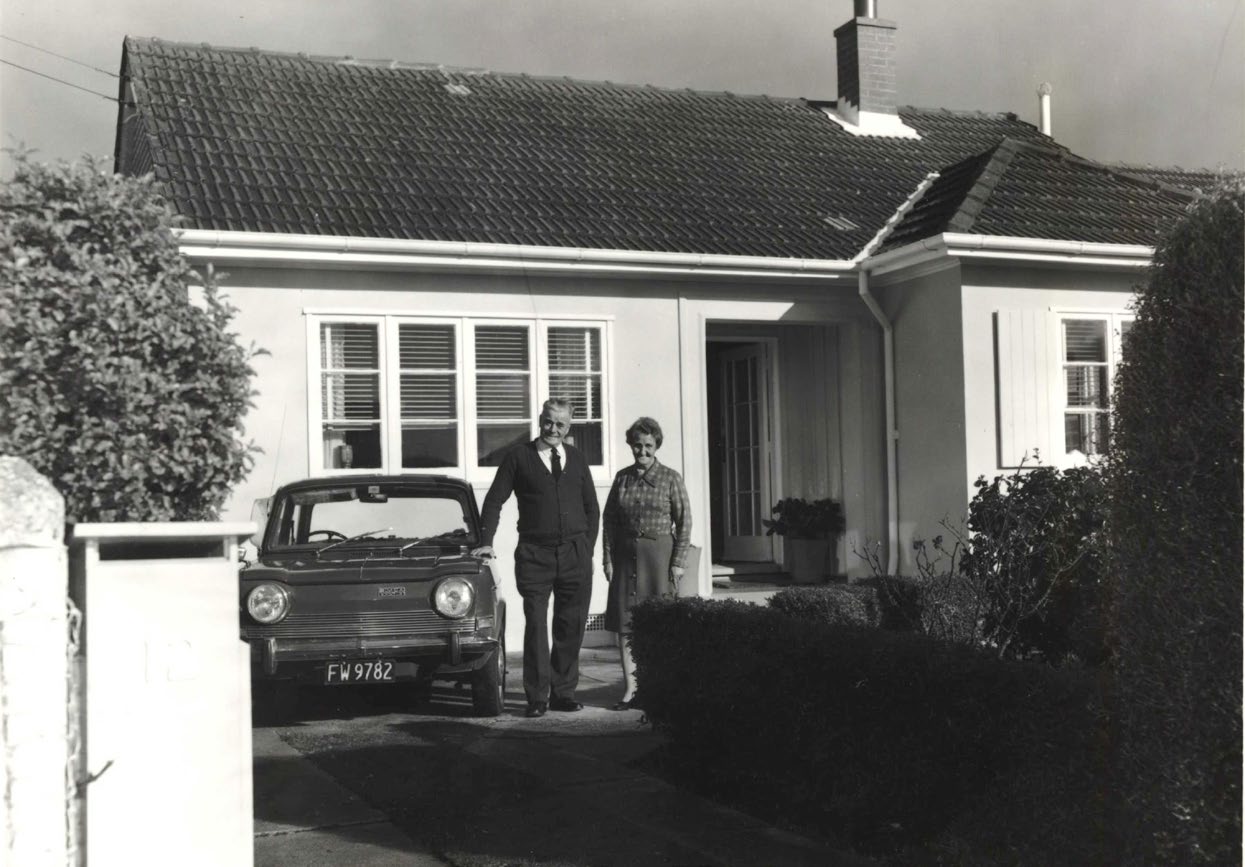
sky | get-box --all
[1,0,1242,178]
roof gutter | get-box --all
[867,232,1155,275]
[174,229,858,281]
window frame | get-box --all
[1050,309,1133,466]
[307,312,613,484]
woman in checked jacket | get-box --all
[601,416,692,710]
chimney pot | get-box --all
[855,0,877,17]
[1037,82,1053,136]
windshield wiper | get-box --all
[315,527,392,558]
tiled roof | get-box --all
[882,140,1197,251]
[119,37,1191,260]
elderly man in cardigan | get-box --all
[472,398,601,718]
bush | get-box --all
[960,463,1110,664]
[0,152,259,521]
[1107,185,1243,863]
[631,597,1106,861]
[769,582,881,627]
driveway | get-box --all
[252,648,871,867]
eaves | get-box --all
[174,229,860,285]
[864,232,1155,277]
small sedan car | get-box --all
[240,474,506,716]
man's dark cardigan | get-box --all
[480,440,600,549]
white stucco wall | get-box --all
[209,262,890,646]
[879,263,970,575]
[875,258,1144,576]
[960,262,1141,494]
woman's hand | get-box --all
[669,565,685,586]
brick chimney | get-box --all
[828,0,918,138]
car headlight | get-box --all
[434,577,474,619]
[246,583,290,624]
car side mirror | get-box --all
[249,497,272,549]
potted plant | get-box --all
[763,498,846,584]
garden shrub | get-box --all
[0,152,259,521]
[768,582,881,628]
[631,597,1105,860]
[1107,185,1243,863]
[960,463,1110,665]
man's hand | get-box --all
[603,562,613,582]
[471,546,495,559]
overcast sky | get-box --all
[1,0,1242,178]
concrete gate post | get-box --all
[0,457,69,867]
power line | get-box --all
[0,58,119,103]
[0,34,118,77]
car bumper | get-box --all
[247,632,499,680]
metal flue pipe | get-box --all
[1038,82,1053,136]
[855,0,877,18]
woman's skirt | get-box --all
[604,534,674,633]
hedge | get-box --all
[630,597,1104,860]
[1107,185,1243,863]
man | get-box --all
[472,398,600,718]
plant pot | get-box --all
[785,538,830,584]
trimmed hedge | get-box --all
[768,582,883,628]
[1107,186,1243,862]
[631,597,1105,860]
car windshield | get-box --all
[268,484,476,550]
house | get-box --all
[113,2,1206,644]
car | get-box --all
[239,474,506,716]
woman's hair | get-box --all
[625,416,663,449]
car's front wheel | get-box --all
[471,636,506,717]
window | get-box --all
[1060,314,1131,459]
[320,323,382,469]
[546,325,604,463]
[475,325,533,466]
[310,315,610,478]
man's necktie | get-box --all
[551,448,563,480]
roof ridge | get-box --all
[123,35,812,104]
[943,141,1014,233]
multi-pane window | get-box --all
[547,326,604,463]
[398,324,457,468]
[475,325,532,466]
[1060,315,1131,458]
[320,323,382,469]
[313,315,608,476]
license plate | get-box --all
[325,660,395,684]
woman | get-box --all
[602,416,692,710]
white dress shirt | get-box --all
[535,440,563,474]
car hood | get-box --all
[242,552,486,585]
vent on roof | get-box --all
[445,83,472,96]
[823,214,860,231]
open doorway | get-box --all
[706,338,779,573]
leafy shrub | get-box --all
[0,152,259,521]
[1107,184,1243,863]
[858,463,1109,664]
[960,463,1110,664]
[631,597,1107,861]
[769,582,881,627]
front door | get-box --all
[719,343,774,561]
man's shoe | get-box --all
[549,697,583,712]
[525,703,548,718]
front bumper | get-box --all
[247,632,499,680]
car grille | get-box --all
[245,611,473,639]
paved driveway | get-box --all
[253,649,872,867]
